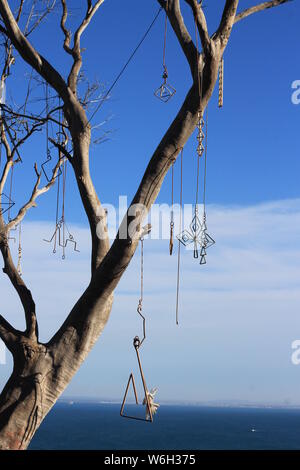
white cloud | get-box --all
[1,198,300,405]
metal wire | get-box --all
[169,161,174,255]
[17,222,22,276]
[137,237,146,347]
[162,0,169,69]
[89,7,163,125]
[176,148,183,325]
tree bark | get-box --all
[0,0,291,450]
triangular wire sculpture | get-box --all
[0,192,15,216]
[154,67,176,103]
[120,336,159,422]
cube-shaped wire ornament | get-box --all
[154,68,176,103]
[0,192,15,216]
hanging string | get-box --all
[194,16,204,213]
[61,158,67,260]
[53,152,61,254]
[52,98,61,256]
[169,161,174,255]
[17,222,22,276]
[162,0,169,72]
[203,106,208,211]
[137,236,146,346]
[8,163,14,222]
[45,83,50,160]
[175,148,183,325]
[154,0,175,102]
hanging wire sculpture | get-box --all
[41,83,62,182]
[0,83,15,218]
[176,17,215,266]
[154,0,176,102]
[120,237,159,422]
[44,158,79,258]
[218,57,224,108]
[0,191,14,216]
[43,104,79,258]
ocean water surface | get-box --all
[29,403,300,450]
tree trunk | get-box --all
[0,294,113,450]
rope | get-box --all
[162,0,169,70]
[88,7,163,127]
[169,161,174,255]
[194,16,204,213]
[61,158,67,259]
[53,103,62,254]
[140,237,144,304]
[203,106,208,211]
[8,163,14,222]
[218,58,224,108]
[137,237,146,347]
[45,83,50,160]
[176,148,183,325]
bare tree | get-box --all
[0,0,292,450]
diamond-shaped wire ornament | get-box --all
[41,149,62,182]
[0,192,15,216]
[154,69,176,103]
[177,211,215,264]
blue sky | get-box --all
[0,0,300,405]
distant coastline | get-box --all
[58,397,300,410]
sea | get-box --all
[28,403,300,450]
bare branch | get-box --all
[214,0,239,48]
[67,0,105,94]
[0,313,19,349]
[184,0,211,56]
[60,0,72,55]
[0,236,37,339]
[157,0,197,77]
[24,1,56,37]
[49,137,72,160]
[6,159,64,231]
[235,0,292,23]
[1,103,67,129]
[0,0,69,105]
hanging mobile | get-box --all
[0,83,16,217]
[176,17,215,264]
[218,57,224,108]
[44,105,79,258]
[0,192,14,216]
[120,236,159,422]
[154,0,176,102]
[41,83,62,182]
